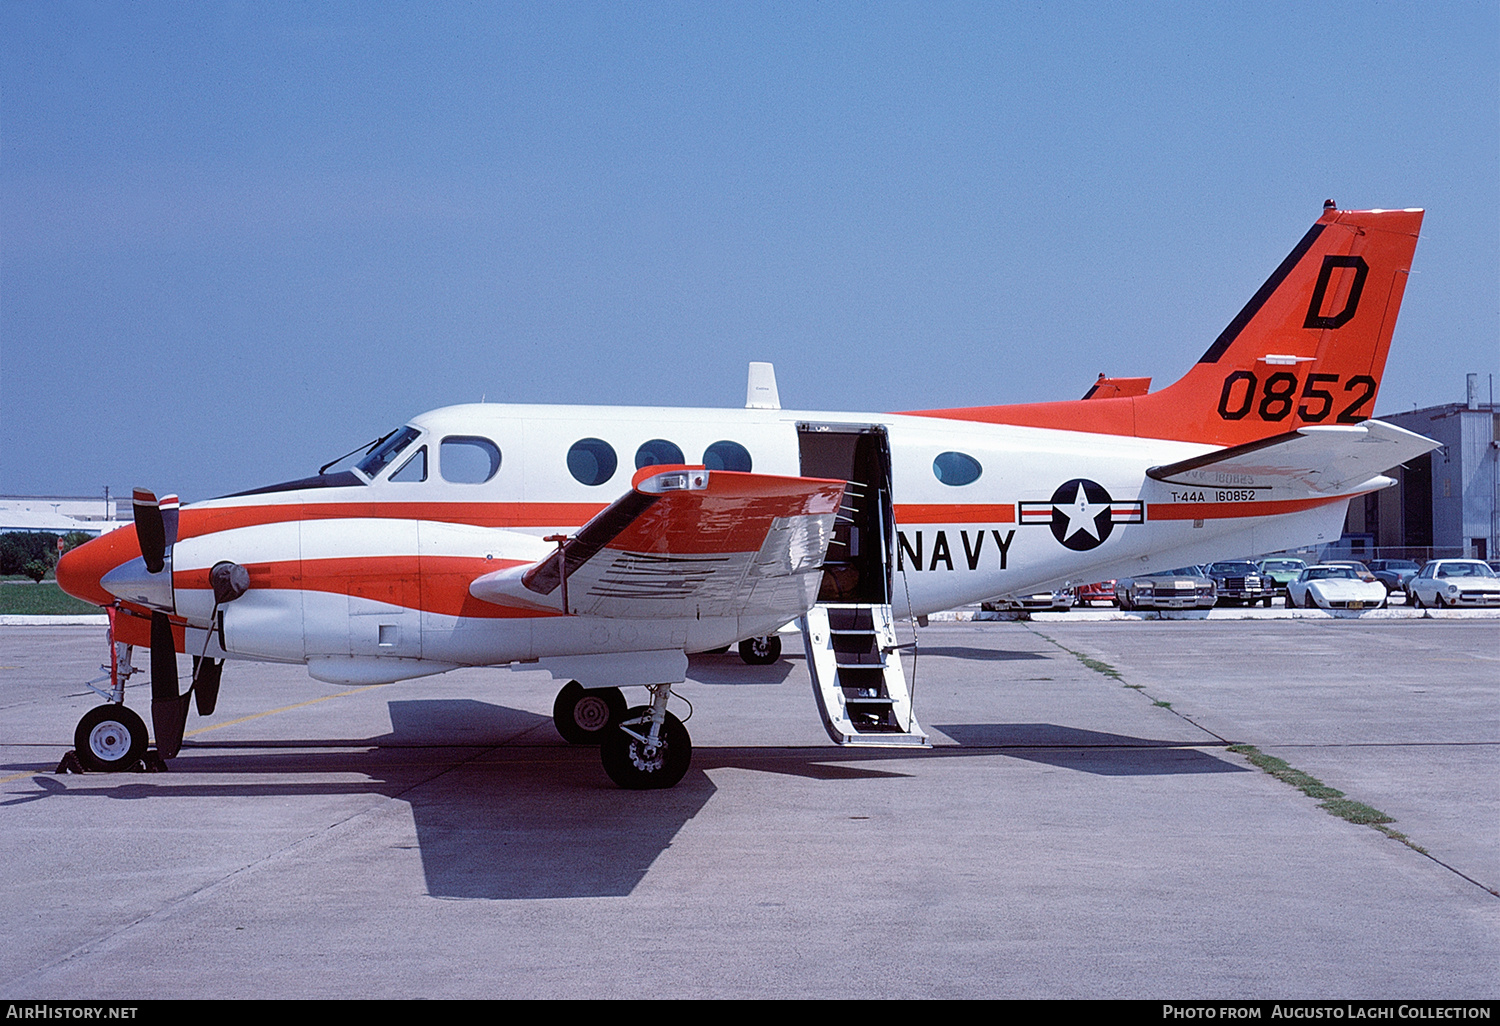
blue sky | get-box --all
[3,1,1496,501]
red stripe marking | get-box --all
[1147,496,1344,520]
[893,503,1016,524]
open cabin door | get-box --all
[796,424,926,748]
[796,424,893,604]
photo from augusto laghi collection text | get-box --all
[1162,1006,1494,1020]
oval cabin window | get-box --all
[702,440,752,472]
[932,451,982,486]
[635,439,685,469]
[567,438,618,486]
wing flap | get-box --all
[1146,419,1440,493]
[470,467,847,620]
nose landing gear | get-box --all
[73,705,149,772]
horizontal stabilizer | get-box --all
[1146,419,1440,494]
[470,466,847,620]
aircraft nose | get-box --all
[56,528,142,607]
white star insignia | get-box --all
[1055,482,1105,542]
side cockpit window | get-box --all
[440,436,502,484]
[356,426,420,479]
[390,447,427,482]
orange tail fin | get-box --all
[908,204,1424,446]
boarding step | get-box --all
[799,603,928,748]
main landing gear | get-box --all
[551,680,693,789]
[552,680,628,745]
[737,634,781,665]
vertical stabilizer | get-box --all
[905,204,1424,447]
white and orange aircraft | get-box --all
[57,202,1439,788]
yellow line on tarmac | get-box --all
[182,684,383,737]
[0,684,384,784]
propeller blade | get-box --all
[132,488,167,574]
[149,611,189,760]
[192,657,223,717]
[159,494,180,548]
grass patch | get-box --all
[1030,631,1124,679]
[0,582,100,615]
[1227,744,1415,846]
[1152,700,1173,708]
[1076,654,1122,679]
[1227,745,1344,799]
[1318,798,1394,825]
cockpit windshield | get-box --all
[355,426,420,479]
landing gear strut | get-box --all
[599,683,692,789]
[552,680,627,745]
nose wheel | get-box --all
[73,705,149,772]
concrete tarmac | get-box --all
[0,619,1495,999]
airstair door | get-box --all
[796,424,927,748]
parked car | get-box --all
[1203,561,1276,606]
[1075,580,1117,607]
[1256,557,1308,595]
[983,587,1075,613]
[1115,567,1216,610]
[1286,565,1388,610]
[1366,559,1421,597]
[1321,559,1378,582]
[1406,560,1500,609]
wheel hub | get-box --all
[573,695,612,732]
[627,738,666,772]
[88,721,131,761]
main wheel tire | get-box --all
[552,681,627,745]
[1410,591,1424,608]
[74,705,148,772]
[600,708,692,789]
[738,635,782,665]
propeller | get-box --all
[130,489,249,760]
[131,488,177,574]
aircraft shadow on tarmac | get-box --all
[14,699,1244,901]
[908,646,1052,662]
[684,651,798,685]
[934,723,1249,777]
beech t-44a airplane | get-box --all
[57,202,1439,788]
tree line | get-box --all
[0,531,94,582]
